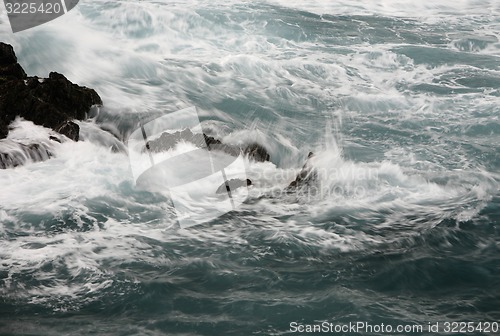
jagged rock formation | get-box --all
[243,142,270,162]
[0,42,102,141]
[0,42,102,168]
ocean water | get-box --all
[0,0,499,335]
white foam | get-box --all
[0,0,498,307]
[267,0,499,20]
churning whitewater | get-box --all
[0,0,499,335]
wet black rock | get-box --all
[0,43,26,80]
[145,128,271,162]
[0,42,102,141]
[55,120,80,142]
[145,129,210,152]
[0,42,102,168]
[0,43,17,65]
[216,178,252,194]
[0,141,53,169]
[243,143,270,162]
[0,120,7,139]
[287,152,317,189]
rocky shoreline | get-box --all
[0,42,315,196]
[0,42,273,169]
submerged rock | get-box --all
[243,143,270,162]
[287,152,317,190]
[0,140,53,169]
[216,178,252,194]
[145,128,271,162]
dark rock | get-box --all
[0,42,102,142]
[1,79,69,130]
[49,136,62,143]
[144,128,270,162]
[0,141,53,169]
[25,143,52,162]
[216,178,252,194]
[243,143,270,162]
[205,140,240,157]
[145,129,228,153]
[0,120,7,139]
[145,128,197,152]
[34,72,102,120]
[203,133,222,147]
[55,121,80,141]
[287,152,317,189]
[0,43,26,80]
[0,43,17,65]
[0,62,27,79]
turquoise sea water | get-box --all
[0,0,499,335]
